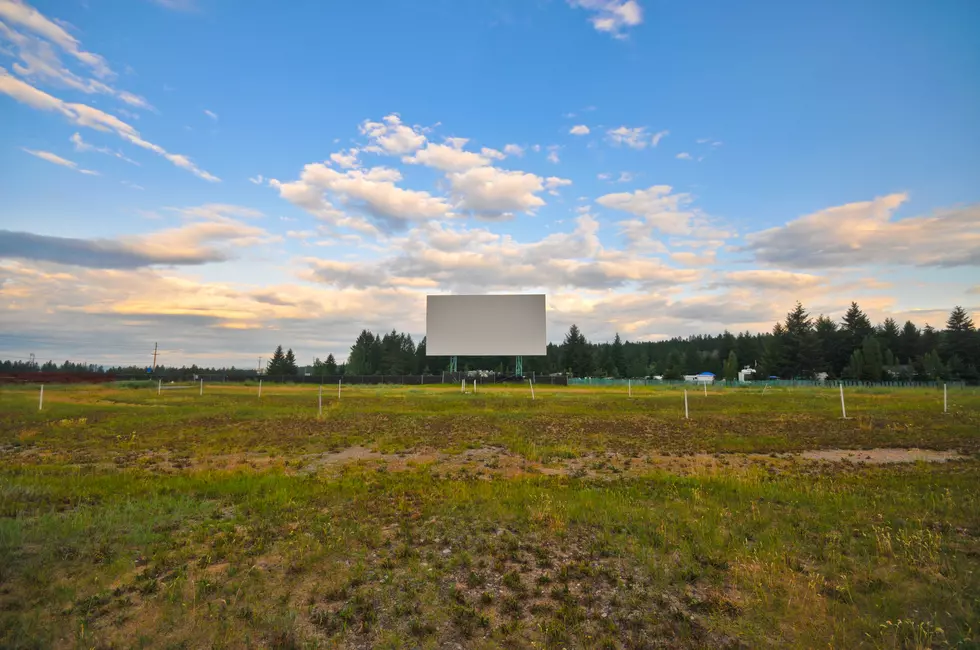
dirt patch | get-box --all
[798,448,967,464]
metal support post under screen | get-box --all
[515,356,523,377]
[449,356,458,373]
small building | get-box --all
[738,367,756,383]
[685,372,715,384]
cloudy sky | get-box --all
[1,0,978,368]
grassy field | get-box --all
[1,382,978,648]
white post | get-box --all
[684,389,689,419]
[628,379,632,398]
[763,383,769,395]
[529,378,535,401]
[200,378,203,396]
[944,383,947,414]
[318,384,323,417]
[158,379,162,396]
[704,381,707,397]
[38,384,44,410]
[473,379,477,394]
[258,379,262,398]
[461,379,465,393]
[839,383,847,419]
[338,378,342,399]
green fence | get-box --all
[567,378,965,388]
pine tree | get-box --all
[783,302,820,378]
[723,350,738,381]
[284,349,298,375]
[844,348,864,380]
[922,349,945,380]
[814,315,840,376]
[761,323,788,378]
[611,333,626,378]
[878,318,900,359]
[325,354,338,374]
[841,302,874,365]
[562,325,592,377]
[347,330,376,375]
[861,336,883,381]
[898,321,921,364]
[942,307,978,380]
[267,345,286,375]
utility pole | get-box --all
[257,357,262,374]
[152,343,158,371]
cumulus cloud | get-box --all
[329,148,359,169]
[306,215,698,294]
[449,166,549,218]
[544,176,572,196]
[21,146,98,175]
[359,114,426,155]
[676,152,692,160]
[403,139,492,172]
[503,144,525,157]
[713,270,826,290]
[607,126,649,149]
[568,0,642,38]
[271,163,450,231]
[570,124,590,135]
[742,193,980,268]
[0,68,218,181]
[598,185,732,254]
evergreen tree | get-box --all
[284,348,298,375]
[942,306,978,380]
[267,345,286,375]
[562,325,592,377]
[325,354,338,374]
[723,350,739,381]
[761,324,788,378]
[611,333,626,378]
[844,348,864,380]
[783,302,820,378]
[922,349,945,380]
[861,336,883,381]
[878,318,901,359]
[840,302,873,362]
[662,351,684,380]
[347,330,376,375]
[814,315,840,376]
[898,321,921,364]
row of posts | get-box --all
[34,381,952,417]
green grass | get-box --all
[0,383,978,648]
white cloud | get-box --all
[570,124,590,135]
[271,163,450,231]
[504,144,525,157]
[203,109,218,121]
[121,180,143,190]
[547,150,560,164]
[598,184,730,249]
[742,193,980,268]
[329,148,359,169]
[248,174,264,185]
[70,132,139,165]
[676,152,692,160]
[449,166,550,218]
[359,114,426,155]
[651,130,668,147]
[0,69,218,181]
[568,0,643,38]
[714,270,826,290]
[481,147,505,160]
[0,0,112,78]
[597,173,612,181]
[0,8,151,109]
[617,171,634,183]
[403,140,491,172]
[544,176,572,196]
[21,146,98,175]
[607,126,649,149]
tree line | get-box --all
[3,302,976,383]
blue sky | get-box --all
[1,0,978,367]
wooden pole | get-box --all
[38,384,44,410]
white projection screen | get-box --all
[426,294,546,356]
